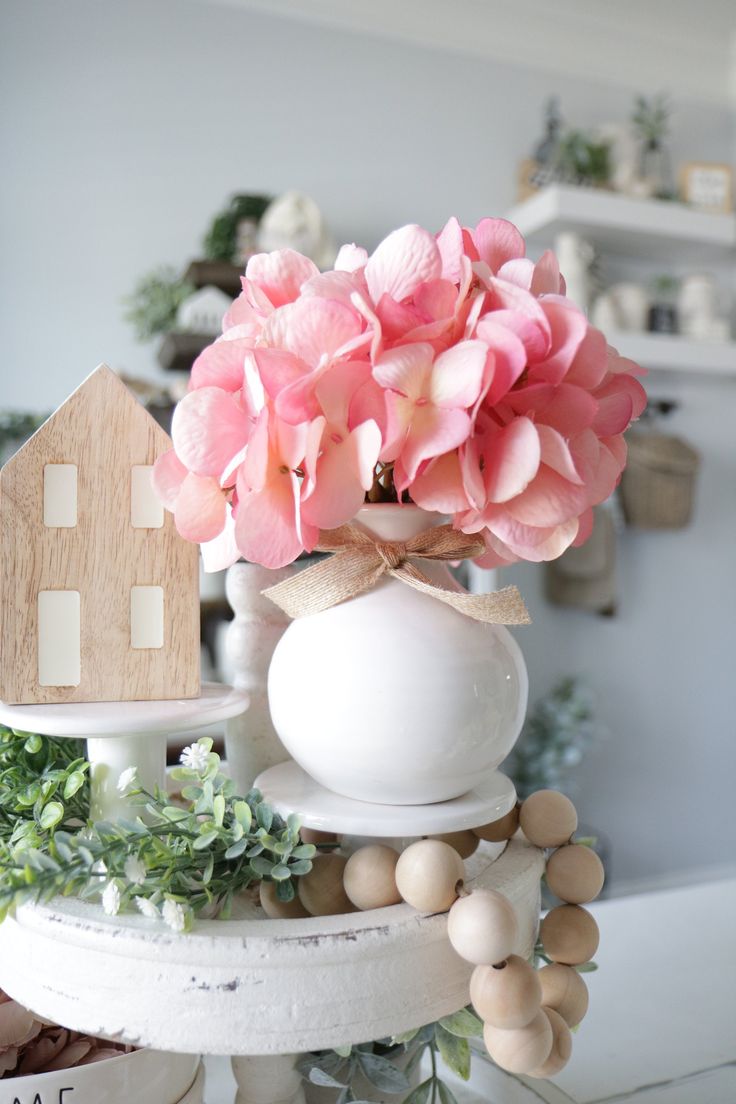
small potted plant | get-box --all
[648,274,679,334]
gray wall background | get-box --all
[2,0,735,890]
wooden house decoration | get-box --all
[0,365,200,705]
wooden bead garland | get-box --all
[519,790,578,848]
[343,844,402,910]
[259,881,310,919]
[284,788,602,1082]
[298,853,355,917]
[483,1009,553,1075]
[540,904,600,965]
[546,843,605,904]
[447,889,518,966]
[472,804,519,842]
[538,963,589,1027]
[394,839,465,913]
[469,956,542,1029]
[430,829,480,859]
[530,1007,572,1078]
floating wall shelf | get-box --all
[610,332,736,377]
[508,185,736,263]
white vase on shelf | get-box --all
[267,504,528,806]
[224,562,295,793]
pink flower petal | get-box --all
[490,516,580,561]
[373,342,433,400]
[474,318,528,406]
[152,449,187,510]
[335,243,368,272]
[0,1001,37,1048]
[375,293,424,343]
[398,405,471,487]
[435,217,465,283]
[365,224,441,304]
[506,465,589,526]
[572,507,595,546]
[483,418,541,503]
[496,258,535,289]
[535,383,599,436]
[315,359,372,427]
[174,473,226,543]
[235,474,316,569]
[409,451,471,513]
[472,218,525,273]
[172,387,251,478]
[564,327,609,389]
[264,297,364,369]
[531,297,589,383]
[592,390,634,437]
[252,348,310,402]
[301,421,381,529]
[414,279,457,321]
[245,249,319,307]
[481,308,550,364]
[190,337,251,392]
[429,340,487,409]
[201,508,240,571]
[531,250,563,296]
[537,424,584,485]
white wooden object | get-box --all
[508,184,736,262]
[0,840,543,1056]
[224,563,294,793]
[0,683,248,822]
[176,286,233,336]
[37,589,81,686]
[0,365,200,704]
[255,761,516,837]
[1,1048,200,1104]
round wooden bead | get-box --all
[540,905,599,965]
[519,791,578,848]
[299,827,339,845]
[395,840,464,913]
[546,844,605,904]
[430,830,480,859]
[343,845,401,910]
[538,963,589,1027]
[472,805,519,842]
[259,881,310,919]
[470,955,542,1029]
[447,889,518,966]
[298,854,354,916]
[529,1008,572,1078]
[483,1010,553,1075]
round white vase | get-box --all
[267,505,528,805]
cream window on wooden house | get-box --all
[130,586,164,649]
[38,591,81,686]
[131,465,164,528]
[43,464,77,527]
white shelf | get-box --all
[508,185,736,262]
[610,332,736,376]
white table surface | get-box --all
[201,877,736,1103]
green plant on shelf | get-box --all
[123,266,195,341]
[204,193,273,263]
[554,131,611,187]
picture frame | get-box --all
[679,162,733,214]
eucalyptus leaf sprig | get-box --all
[299,1007,484,1104]
[0,725,89,850]
[0,738,315,931]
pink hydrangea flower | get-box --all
[154,215,646,570]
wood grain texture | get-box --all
[0,364,200,704]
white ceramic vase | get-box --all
[267,505,528,805]
[3,1048,200,1104]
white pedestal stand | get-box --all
[0,688,544,1104]
[0,683,249,822]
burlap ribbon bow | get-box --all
[262,523,531,624]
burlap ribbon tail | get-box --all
[262,523,530,625]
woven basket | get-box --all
[620,432,700,529]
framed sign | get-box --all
[680,162,733,213]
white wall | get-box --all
[2,0,735,889]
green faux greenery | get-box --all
[203,193,273,263]
[507,678,597,799]
[123,266,195,341]
[0,737,315,930]
[555,131,611,187]
[0,726,89,850]
[299,1007,484,1104]
[0,411,49,462]
[632,93,671,146]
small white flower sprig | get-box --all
[0,738,316,933]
